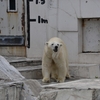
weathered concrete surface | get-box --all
[0,81,22,100]
[37,79,100,100]
[0,56,43,100]
[1,55,100,100]
[0,55,24,81]
[17,66,42,79]
[5,57,42,68]
[18,64,100,80]
[69,64,100,79]
[21,79,42,100]
[0,79,42,100]
[17,63,95,81]
[5,56,41,68]
[43,79,100,89]
[5,57,100,80]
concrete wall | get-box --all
[0,0,26,57]
[27,0,100,64]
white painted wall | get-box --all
[27,0,100,64]
[83,19,100,52]
[27,1,48,58]
[27,0,58,59]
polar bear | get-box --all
[42,37,70,83]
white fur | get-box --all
[42,37,70,83]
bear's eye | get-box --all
[57,44,59,46]
[51,43,54,45]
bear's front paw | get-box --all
[57,78,65,83]
[42,78,50,83]
[66,73,71,79]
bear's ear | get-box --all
[45,42,48,45]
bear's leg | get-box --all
[42,67,51,83]
[66,64,70,78]
[57,65,66,83]
[51,64,58,81]
[42,57,52,83]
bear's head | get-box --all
[46,41,62,52]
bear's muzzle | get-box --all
[53,46,58,52]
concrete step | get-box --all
[5,57,100,79]
[17,64,100,81]
[69,64,100,79]
[5,57,41,68]
[17,65,42,79]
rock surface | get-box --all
[0,81,22,100]
[37,79,100,100]
[0,55,24,81]
[21,79,42,100]
[0,56,42,100]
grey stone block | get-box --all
[17,66,42,79]
[21,79,42,100]
[69,64,100,79]
[39,79,100,100]
[0,81,22,100]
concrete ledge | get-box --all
[17,66,42,79]
[0,81,22,100]
[43,79,100,89]
[79,53,100,64]
[17,66,42,71]
[17,64,100,80]
[5,57,42,67]
[21,79,42,100]
[0,79,42,100]
[5,57,100,79]
[38,79,100,100]
[69,64,100,79]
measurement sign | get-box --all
[30,19,36,22]
[36,0,45,5]
[38,16,48,24]
[30,16,48,24]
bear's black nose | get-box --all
[53,46,58,52]
[55,46,58,49]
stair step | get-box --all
[5,57,41,67]
[17,66,42,79]
[17,64,100,80]
[17,66,41,71]
[69,64,100,79]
